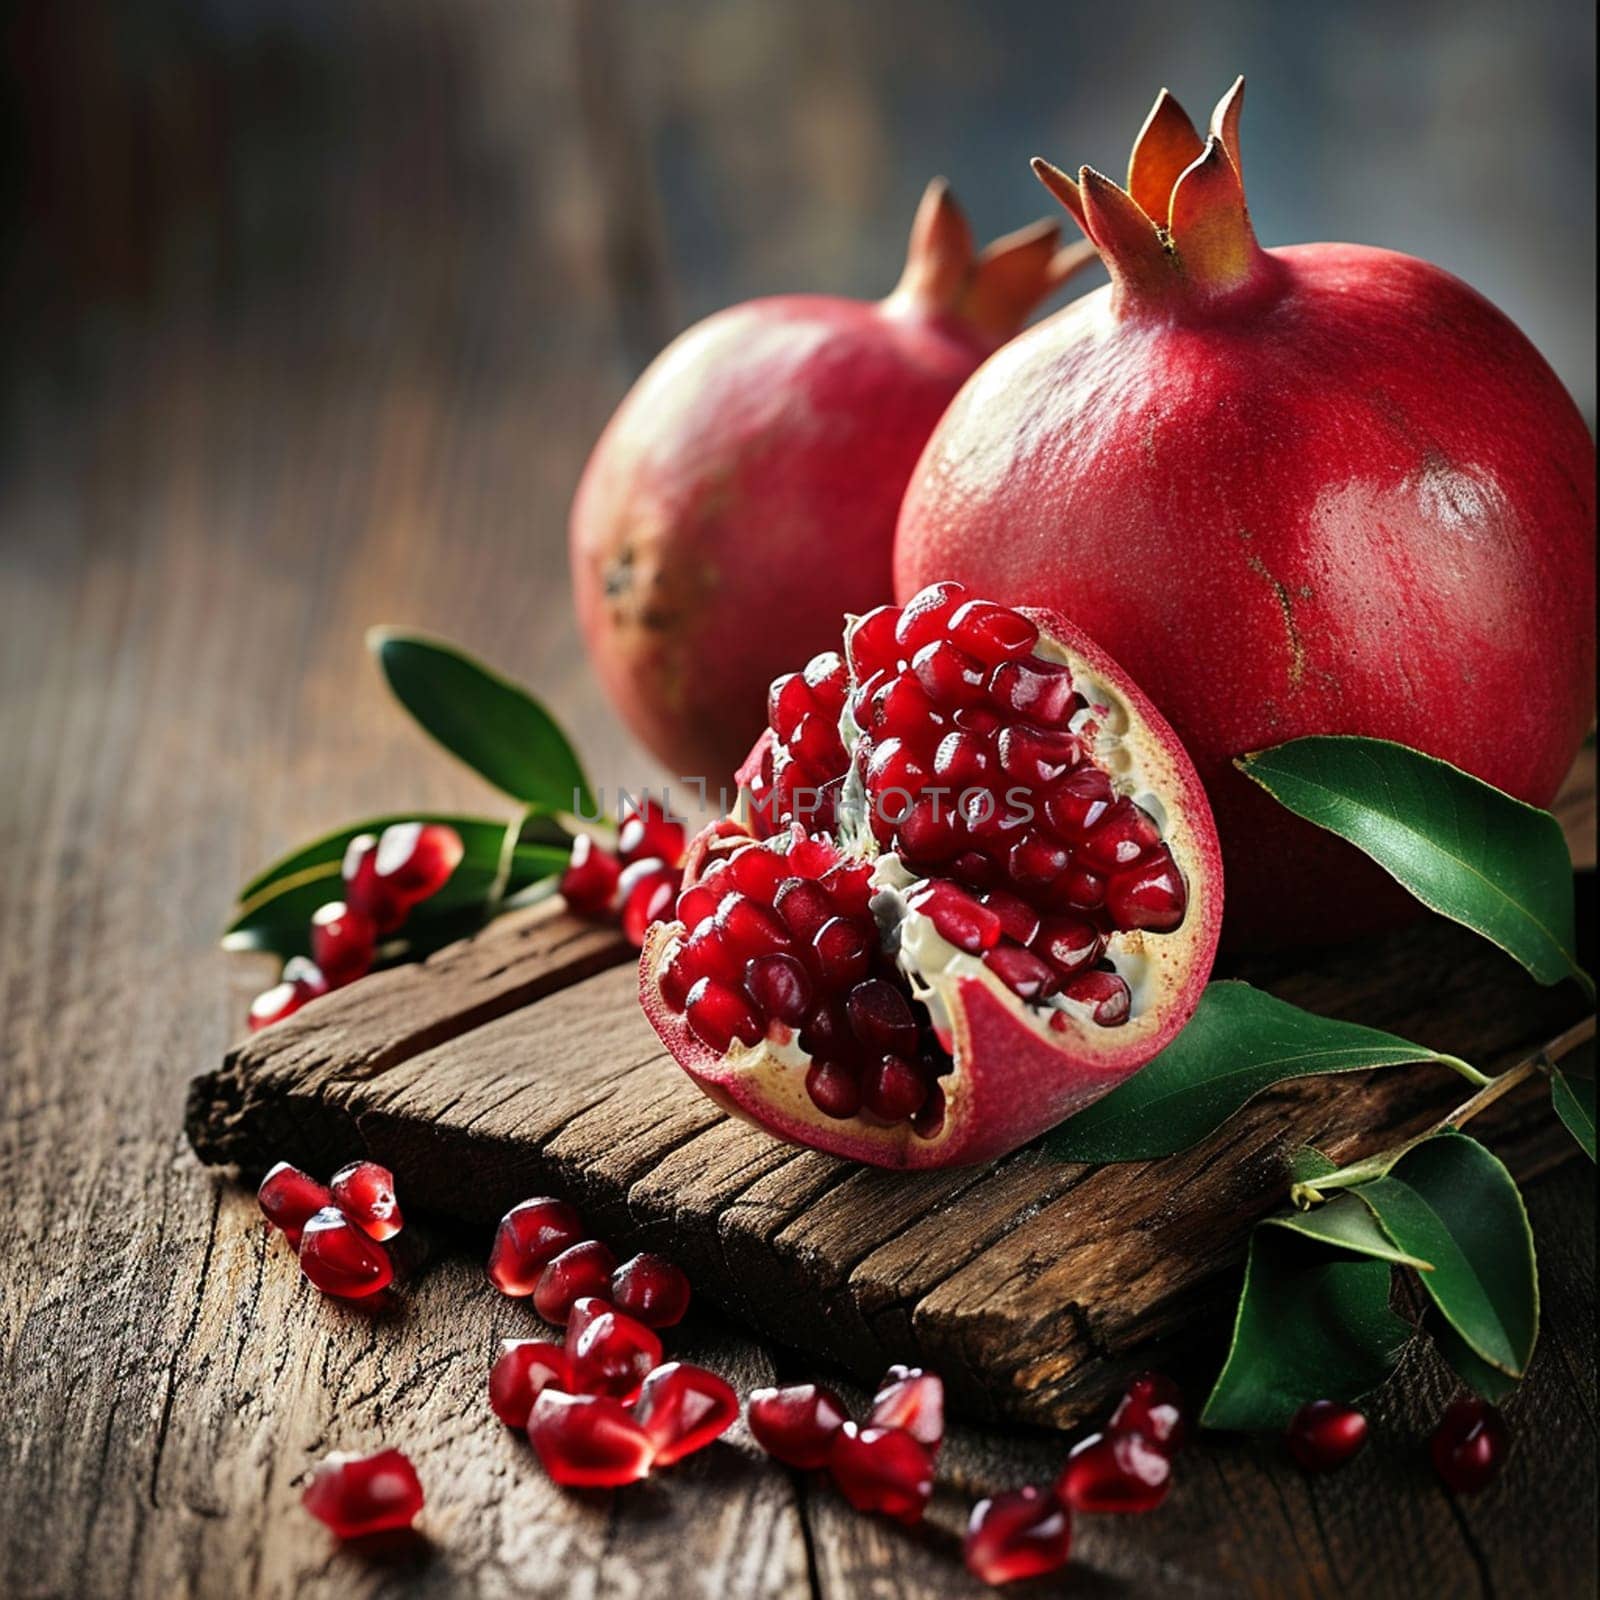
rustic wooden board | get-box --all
[188,863,1593,1431]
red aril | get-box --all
[746,1383,849,1469]
[329,1160,402,1241]
[618,858,682,948]
[617,798,688,868]
[868,1366,944,1455]
[373,822,464,903]
[1430,1397,1509,1494]
[639,585,1222,1168]
[564,1297,662,1404]
[488,1340,569,1429]
[302,1448,423,1538]
[527,1390,654,1488]
[633,1362,739,1466]
[610,1253,691,1328]
[895,79,1596,948]
[309,901,376,987]
[1110,1371,1187,1455]
[247,958,328,1032]
[487,1197,587,1296]
[534,1240,617,1325]
[964,1486,1073,1586]
[257,1162,332,1248]
[298,1206,394,1299]
[341,834,406,933]
[572,181,1092,787]
[561,834,621,916]
[827,1422,935,1524]
[1286,1400,1368,1473]
[1056,1429,1171,1514]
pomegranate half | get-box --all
[893,81,1597,947]
[570,181,1093,786]
[639,583,1222,1169]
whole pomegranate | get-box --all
[894,81,1596,946]
[570,181,1092,787]
[638,582,1222,1169]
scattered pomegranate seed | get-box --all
[488,1197,587,1296]
[964,1485,1073,1586]
[257,1162,332,1247]
[633,1362,739,1466]
[534,1239,617,1325]
[329,1160,402,1241]
[247,958,328,1032]
[341,833,408,933]
[828,1422,935,1524]
[488,1340,569,1429]
[565,1297,663,1404]
[302,1448,423,1538]
[1286,1400,1368,1473]
[527,1390,654,1488]
[309,901,377,987]
[373,821,465,902]
[1110,1372,1187,1455]
[561,834,622,916]
[746,1383,849,1469]
[1057,1429,1172,1514]
[610,1253,692,1328]
[617,798,687,867]
[1430,1397,1509,1494]
[869,1365,945,1454]
[298,1206,394,1299]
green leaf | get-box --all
[1352,1131,1538,1378]
[1262,1193,1435,1271]
[1201,1229,1412,1431]
[1040,982,1473,1163]
[1429,1315,1521,1404]
[1550,1065,1596,1162]
[224,818,569,957]
[369,629,596,815]
[1239,737,1591,998]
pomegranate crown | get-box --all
[884,177,1097,344]
[1032,77,1273,312]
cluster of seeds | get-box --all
[248,822,465,1031]
[258,1158,405,1299]
[656,829,953,1133]
[559,798,688,946]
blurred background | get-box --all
[1,0,1593,885]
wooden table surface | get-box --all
[1,4,1593,1596]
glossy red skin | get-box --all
[571,293,999,787]
[896,247,1596,946]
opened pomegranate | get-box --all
[639,583,1221,1168]
[894,80,1596,946]
[570,181,1093,785]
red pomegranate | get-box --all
[570,182,1093,786]
[893,81,1596,946]
[638,583,1221,1168]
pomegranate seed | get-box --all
[1058,863,1107,910]
[562,834,622,915]
[1061,969,1132,1026]
[329,1160,402,1241]
[610,1252,692,1328]
[788,833,842,876]
[1008,831,1072,889]
[1286,1400,1367,1473]
[932,729,994,787]
[310,901,377,987]
[862,1055,928,1121]
[674,882,719,929]
[911,640,988,708]
[257,1161,332,1247]
[677,921,746,989]
[799,997,854,1062]
[619,858,681,946]
[912,1080,947,1140]
[1079,798,1163,871]
[565,1297,663,1403]
[996,723,1080,787]
[717,893,792,961]
[984,943,1060,1001]
[812,918,873,986]
[846,978,918,1056]
[527,1390,654,1487]
[1057,1429,1171,1513]
[989,657,1080,726]
[871,674,938,739]
[341,834,407,932]
[790,712,844,771]
[869,1365,944,1452]
[298,1206,394,1299]
[946,598,1039,664]
[1043,767,1114,840]
[744,951,813,1026]
[617,799,687,867]
[954,704,1002,735]
[828,1422,935,1524]
[1107,846,1189,932]
[866,736,929,808]
[302,1448,423,1538]
[533,1239,617,1325]
[769,672,816,739]
[487,1197,585,1295]
[821,861,874,919]
[806,1058,863,1118]
[1110,1372,1187,1454]
[906,881,1001,953]
[248,958,328,1031]
[979,890,1041,947]
[897,795,962,863]
[950,850,999,890]
[375,821,464,901]
[802,650,849,710]
[728,844,788,904]
[850,604,903,677]
[895,580,968,651]
[960,787,1029,848]
[774,878,835,944]
[1032,915,1103,977]
[1430,1397,1509,1494]
[684,976,764,1051]
[488,1339,569,1428]
[747,1383,849,1468]
[964,1486,1073,1586]
[634,1362,739,1466]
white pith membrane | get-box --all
[640,594,1215,1158]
